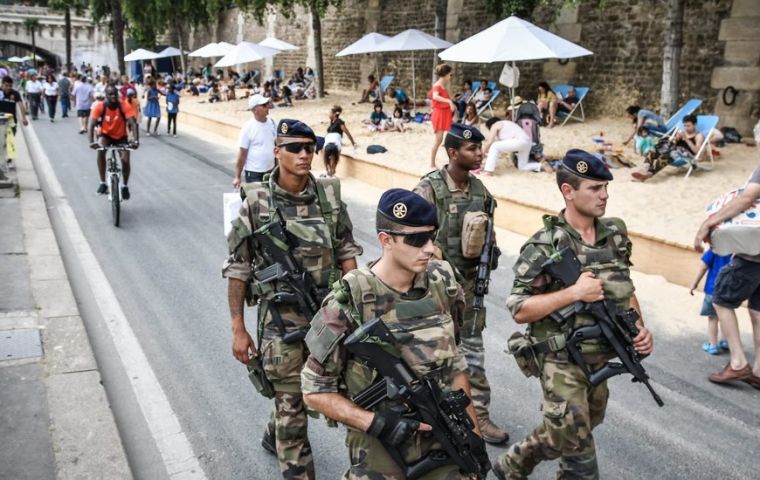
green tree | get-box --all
[48,0,87,70]
[23,18,40,67]
[89,0,127,74]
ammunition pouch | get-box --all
[506,332,566,378]
[461,211,488,259]
[247,354,275,399]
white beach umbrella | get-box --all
[367,29,453,114]
[335,32,390,57]
[214,41,280,68]
[189,42,234,58]
[8,56,23,62]
[19,56,32,62]
[157,46,184,58]
[259,37,298,51]
[124,48,160,61]
[438,16,593,100]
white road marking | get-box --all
[23,125,207,480]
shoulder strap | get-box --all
[315,176,341,247]
[240,181,273,227]
[420,170,450,231]
[338,267,377,330]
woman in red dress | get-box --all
[429,64,456,169]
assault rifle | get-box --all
[345,318,491,480]
[541,247,665,407]
[253,208,323,344]
[472,198,499,321]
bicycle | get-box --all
[95,144,134,227]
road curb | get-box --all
[16,124,133,479]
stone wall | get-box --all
[184,0,760,132]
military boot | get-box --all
[261,423,276,455]
[478,417,509,444]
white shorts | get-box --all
[325,133,342,148]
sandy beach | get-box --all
[179,91,758,247]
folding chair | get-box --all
[477,89,500,119]
[671,114,719,179]
[650,98,702,138]
[554,85,590,126]
[487,81,498,91]
[379,75,394,95]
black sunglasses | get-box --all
[280,142,315,154]
[379,230,437,248]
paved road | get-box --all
[32,116,759,479]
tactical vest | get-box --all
[422,169,490,273]
[527,215,635,354]
[337,260,461,402]
[241,172,342,301]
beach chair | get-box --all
[378,75,394,99]
[554,85,590,126]
[671,114,719,179]
[487,81,498,91]
[650,98,703,138]
[477,89,501,119]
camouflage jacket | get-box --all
[222,167,363,338]
[507,211,635,354]
[414,166,494,280]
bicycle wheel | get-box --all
[110,173,120,227]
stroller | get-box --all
[511,101,545,167]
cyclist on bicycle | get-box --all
[89,84,139,199]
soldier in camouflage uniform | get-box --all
[493,150,654,480]
[223,119,363,480]
[301,189,483,479]
[413,123,508,445]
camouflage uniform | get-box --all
[495,212,634,480]
[414,167,496,421]
[223,167,362,479]
[301,260,471,479]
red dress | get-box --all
[430,84,453,132]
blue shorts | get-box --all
[700,294,717,317]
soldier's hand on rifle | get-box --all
[232,329,257,364]
[632,324,653,355]
[572,271,605,303]
[367,410,431,447]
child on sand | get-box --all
[635,126,656,156]
[689,248,732,355]
[363,103,389,132]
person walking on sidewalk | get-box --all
[73,76,94,134]
[223,119,362,480]
[0,76,30,168]
[58,72,72,118]
[42,73,59,122]
[413,123,509,445]
[165,83,180,137]
[688,247,732,355]
[143,78,162,136]
[232,94,276,187]
[694,119,760,390]
[25,72,43,120]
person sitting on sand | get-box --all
[462,103,480,127]
[635,126,656,156]
[623,105,666,146]
[536,81,558,127]
[388,106,406,132]
[358,74,380,103]
[363,102,389,132]
[387,86,411,111]
[632,114,704,182]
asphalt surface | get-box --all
[32,115,759,480]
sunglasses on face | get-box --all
[380,229,437,248]
[280,142,315,154]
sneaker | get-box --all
[261,426,276,456]
[121,186,130,200]
[478,417,509,445]
[719,339,729,351]
[702,342,720,355]
[96,183,108,195]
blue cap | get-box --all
[277,119,316,142]
[447,123,485,143]
[560,149,613,181]
[377,188,438,228]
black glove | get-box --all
[367,410,418,447]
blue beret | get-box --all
[447,123,485,143]
[277,119,316,142]
[560,149,613,181]
[377,188,438,228]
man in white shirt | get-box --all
[233,94,276,187]
[25,73,44,120]
[481,117,538,174]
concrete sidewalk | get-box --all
[0,127,132,479]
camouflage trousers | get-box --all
[495,357,609,480]
[461,283,491,420]
[342,429,467,480]
[262,335,315,480]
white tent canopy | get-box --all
[438,16,592,63]
[214,41,280,68]
[157,46,185,58]
[366,29,453,113]
[124,48,160,62]
[7,56,23,62]
[188,42,234,58]
[335,32,390,57]
[259,37,298,51]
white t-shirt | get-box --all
[239,116,276,173]
[495,120,530,142]
[26,80,43,94]
[43,81,59,96]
